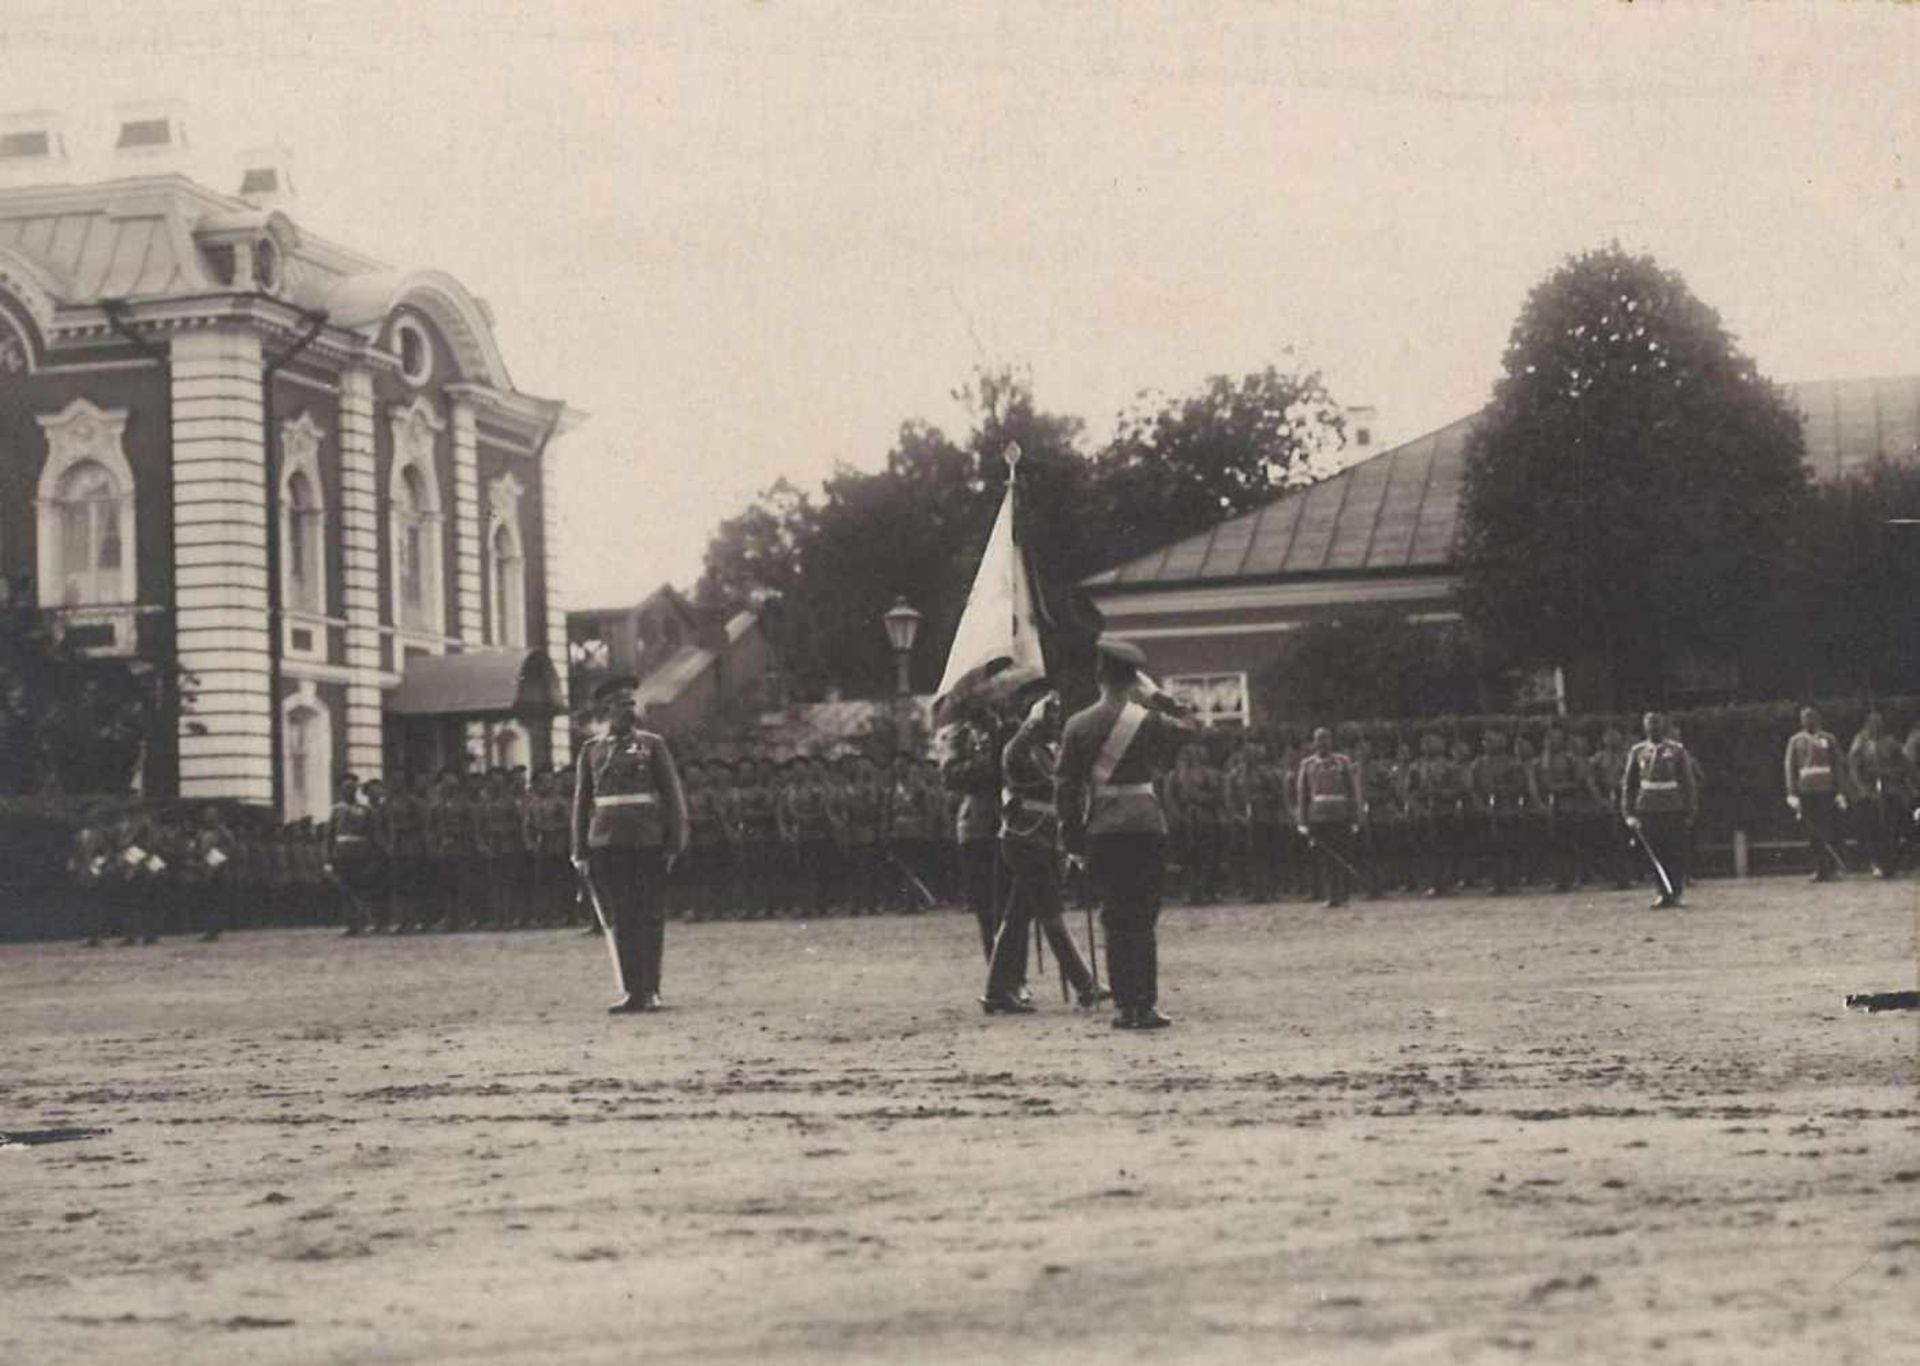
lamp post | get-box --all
[882,597,923,698]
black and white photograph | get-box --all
[1,2,1916,1362]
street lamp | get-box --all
[882,597,923,698]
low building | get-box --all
[567,586,772,735]
[1085,376,1920,725]
[0,121,579,820]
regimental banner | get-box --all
[933,449,1047,722]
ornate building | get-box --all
[0,142,578,820]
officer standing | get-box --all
[1847,708,1910,877]
[982,688,1108,1013]
[1296,727,1364,908]
[572,676,689,1013]
[1055,638,1201,1030]
[1468,730,1534,894]
[327,774,382,935]
[1534,725,1605,892]
[1783,705,1852,881]
[1622,711,1698,908]
[943,709,1008,958]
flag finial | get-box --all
[1003,441,1022,473]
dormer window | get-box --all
[254,237,281,292]
[116,118,172,149]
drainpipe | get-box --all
[262,308,329,817]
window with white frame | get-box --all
[35,399,137,610]
[280,413,327,616]
[486,472,527,648]
[1164,672,1251,728]
[387,399,446,637]
[283,688,333,824]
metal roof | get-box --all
[1086,376,1920,591]
[386,649,562,717]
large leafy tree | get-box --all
[1094,365,1345,570]
[1457,245,1807,708]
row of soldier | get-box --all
[65,706,1918,943]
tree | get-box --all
[1256,616,1485,723]
[0,573,183,795]
[1093,365,1346,570]
[1457,244,1807,709]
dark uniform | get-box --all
[1623,717,1698,907]
[732,761,782,918]
[943,718,1006,958]
[885,756,937,912]
[186,809,239,939]
[1296,734,1363,908]
[1784,711,1851,881]
[328,778,383,934]
[69,822,113,946]
[1847,713,1909,877]
[1357,739,1404,897]
[1166,743,1228,905]
[778,757,843,917]
[1534,730,1605,892]
[840,757,888,915]
[982,691,1103,1012]
[573,680,689,1012]
[1591,731,1635,889]
[1468,732,1533,894]
[1055,639,1201,1029]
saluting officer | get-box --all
[1055,638,1202,1030]
[1784,705,1852,882]
[1623,711,1698,908]
[1296,727,1364,908]
[573,675,689,1013]
[982,687,1108,1014]
[943,709,1008,958]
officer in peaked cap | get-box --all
[573,674,689,1012]
[1053,635,1201,1030]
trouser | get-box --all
[796,836,840,915]
[1863,790,1903,874]
[586,846,668,1001]
[1799,793,1844,878]
[959,837,1002,958]
[1242,820,1282,902]
[113,877,150,942]
[335,851,384,929]
[1180,823,1223,904]
[1417,808,1463,892]
[1087,832,1164,1014]
[1308,819,1356,905]
[986,839,1090,1002]
[1634,810,1691,898]
[1482,804,1524,892]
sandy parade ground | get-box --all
[3,877,1917,1365]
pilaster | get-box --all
[450,398,483,645]
[338,367,384,778]
[170,329,272,803]
[543,435,571,761]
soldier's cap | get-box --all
[1094,636,1148,669]
[591,674,640,703]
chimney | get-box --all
[237,143,296,210]
[0,110,70,187]
[110,99,189,172]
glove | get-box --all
[1786,794,1801,814]
[1836,794,1850,812]
[1296,824,1310,838]
[1624,815,1641,830]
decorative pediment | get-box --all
[390,395,446,466]
[487,472,525,528]
[36,398,133,492]
[282,411,326,480]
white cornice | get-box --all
[49,295,402,375]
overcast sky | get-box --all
[3,1,1914,609]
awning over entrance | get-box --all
[385,649,563,718]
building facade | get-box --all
[1087,377,1920,725]
[0,151,577,820]
[567,586,772,736]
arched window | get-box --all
[285,471,323,613]
[387,399,446,637]
[36,399,138,611]
[54,461,126,606]
[490,521,525,647]
[491,720,530,772]
[280,412,327,617]
[283,690,333,824]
